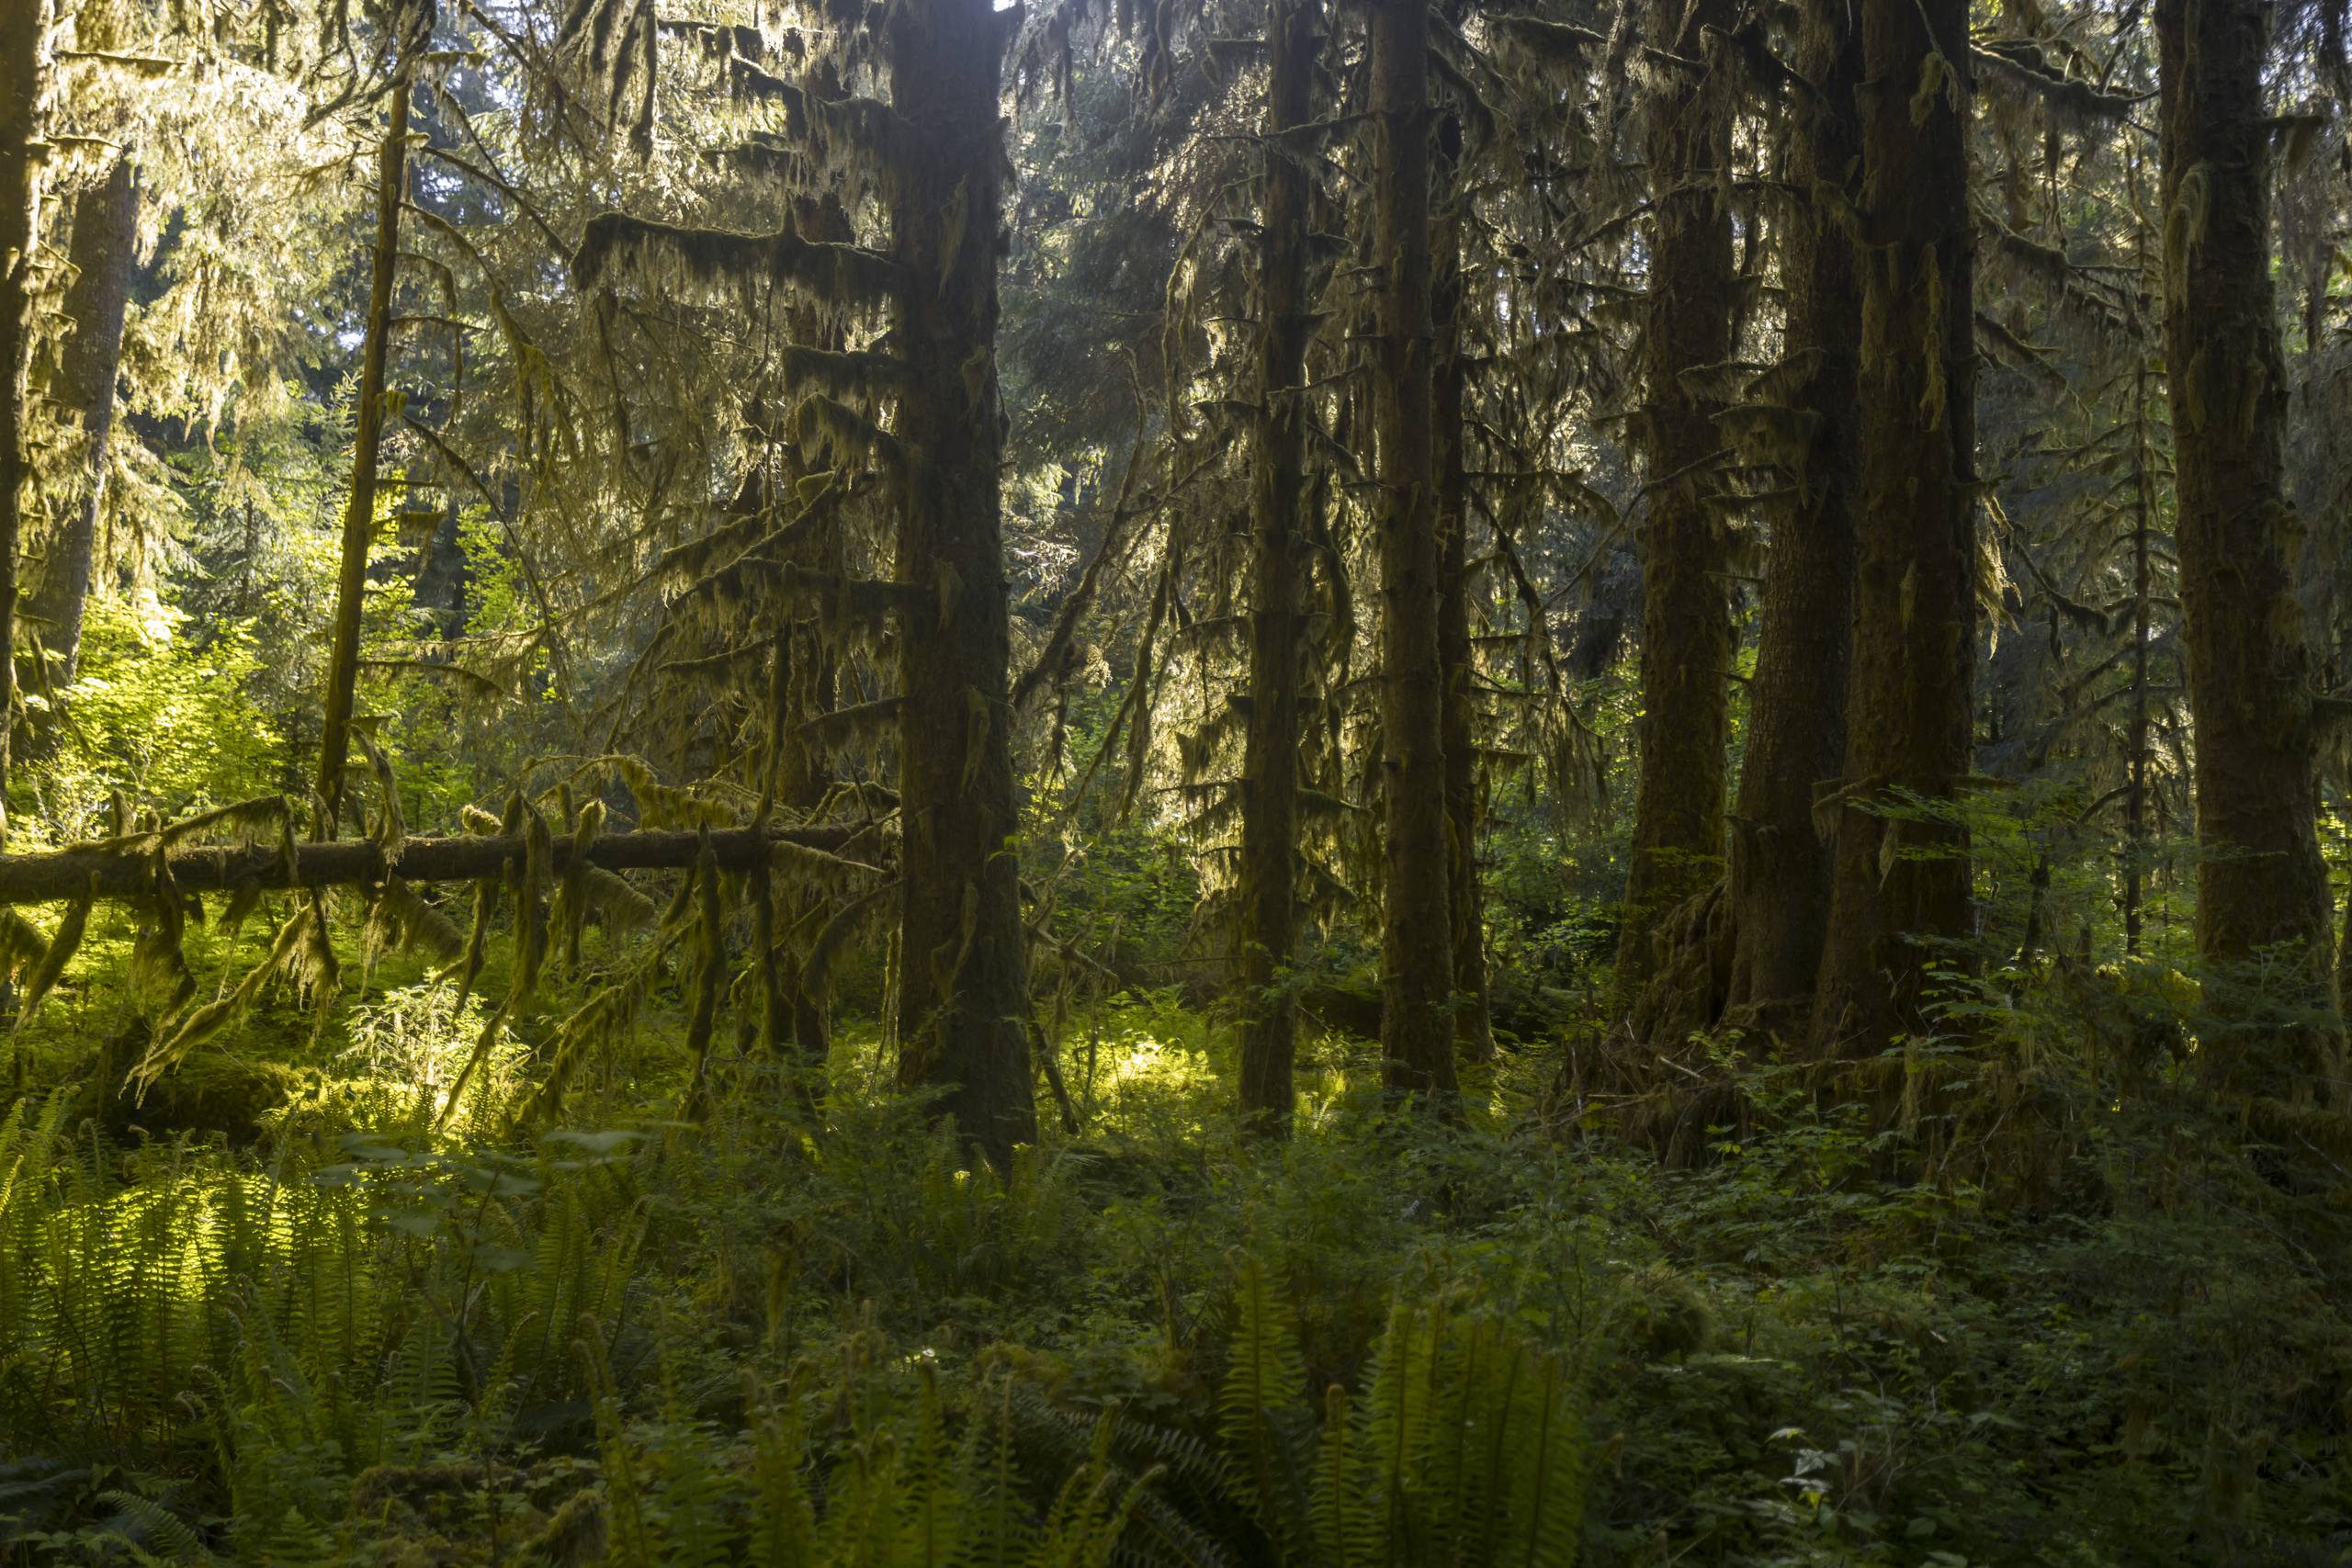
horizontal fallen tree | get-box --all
[0,821,866,906]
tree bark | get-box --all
[888,0,1037,1168]
[316,71,412,829]
[27,155,136,695]
[0,0,53,836]
[2156,0,2342,1096]
[1809,0,1978,1055]
[1369,0,1455,1103]
[1433,110,1493,1065]
[1613,0,1737,1019]
[1236,0,1317,1130]
[1720,2,1860,1020]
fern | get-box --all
[1216,1251,1315,1558]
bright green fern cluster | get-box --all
[0,1092,646,1552]
[1216,1253,1587,1567]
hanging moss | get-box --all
[1972,38,2144,126]
[364,876,466,964]
[13,877,93,1027]
[574,212,903,321]
[780,344,910,406]
[792,392,909,479]
[130,899,333,1097]
[774,561,922,625]
[795,694,906,759]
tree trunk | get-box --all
[1235,0,1317,1130]
[775,192,855,1071]
[1613,0,1737,1019]
[0,0,53,835]
[1433,110,1493,1065]
[316,71,412,829]
[2122,355,2154,955]
[1369,0,1455,1103]
[1809,0,1978,1055]
[1720,3,1860,1021]
[27,155,137,698]
[2156,0,2342,1097]
[888,0,1037,1168]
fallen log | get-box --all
[0,822,866,906]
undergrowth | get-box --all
[1,972,2347,1567]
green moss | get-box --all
[93,1049,306,1143]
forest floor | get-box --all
[1,917,2348,1567]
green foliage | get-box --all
[23,599,284,835]
[1208,1255,1588,1568]
[0,1094,645,1555]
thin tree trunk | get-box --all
[1433,110,1493,1065]
[1613,0,1736,1019]
[1369,0,1455,1103]
[773,609,835,1067]
[2156,0,2341,1097]
[889,0,1036,1168]
[2123,356,2154,955]
[0,0,53,837]
[1235,0,1317,1129]
[2122,142,2158,957]
[1809,0,1978,1055]
[316,70,412,829]
[27,155,136,699]
[1721,2,1860,1020]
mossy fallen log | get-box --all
[0,822,863,905]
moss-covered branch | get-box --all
[0,823,862,906]
[574,211,903,310]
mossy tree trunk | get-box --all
[1809,0,1978,1055]
[1236,0,1318,1130]
[775,191,855,1071]
[1612,0,1736,1021]
[28,155,137,699]
[316,68,413,830]
[2155,0,2342,1096]
[1369,0,1455,1103]
[888,0,1037,1168]
[0,0,53,832]
[1433,109,1492,1066]
[1720,4,1860,1020]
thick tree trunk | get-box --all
[888,0,1036,1168]
[1369,0,1455,1103]
[28,156,137,696]
[316,73,412,828]
[2156,0,2342,1097]
[1720,4,1860,1021]
[1235,0,1317,1130]
[1809,0,1978,1055]
[0,0,52,834]
[1433,114,1493,1066]
[1613,0,1737,1020]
